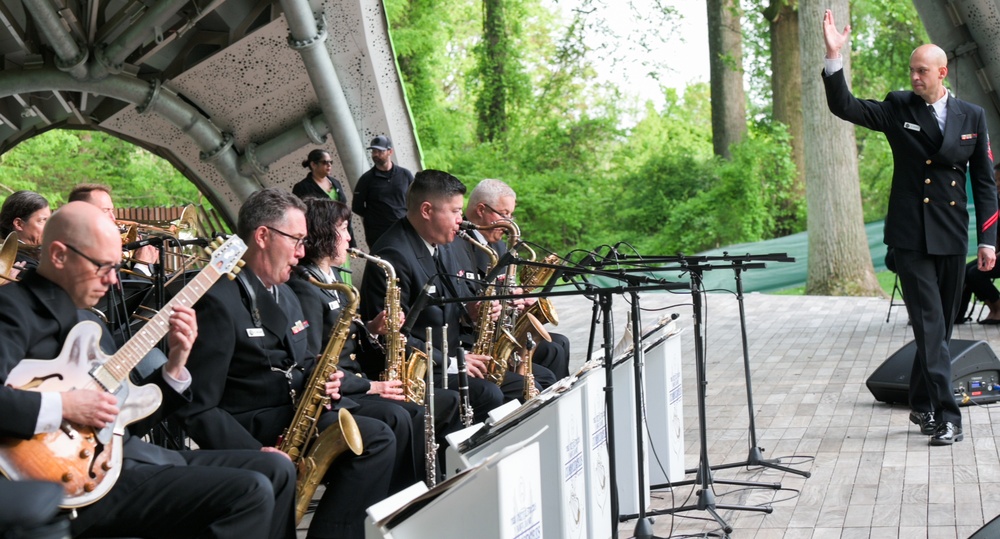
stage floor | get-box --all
[561,291,1000,539]
[301,291,1000,538]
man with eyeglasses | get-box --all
[0,201,298,538]
[457,179,571,382]
[353,135,414,246]
[173,188,397,539]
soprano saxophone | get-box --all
[348,248,427,405]
[277,276,364,524]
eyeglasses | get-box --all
[266,226,308,249]
[482,202,513,220]
[64,243,122,277]
[315,160,334,166]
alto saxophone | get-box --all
[511,253,562,345]
[348,248,427,405]
[459,230,515,385]
[277,277,364,524]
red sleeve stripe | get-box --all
[983,210,999,232]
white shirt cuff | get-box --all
[36,392,63,434]
[163,366,192,393]
[979,244,996,252]
[824,56,844,76]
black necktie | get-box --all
[433,248,458,297]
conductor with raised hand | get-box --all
[822,9,998,445]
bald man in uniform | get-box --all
[822,10,998,445]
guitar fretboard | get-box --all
[98,265,222,384]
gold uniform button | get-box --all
[950,201,956,206]
[951,181,957,186]
[924,198,930,203]
[925,179,931,184]
[926,159,932,165]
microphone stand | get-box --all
[703,257,810,478]
[636,262,771,535]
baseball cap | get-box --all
[367,135,392,151]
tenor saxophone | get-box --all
[276,277,364,523]
[348,248,427,405]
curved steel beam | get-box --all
[278,0,367,187]
[92,0,190,78]
[23,0,88,80]
[0,67,261,218]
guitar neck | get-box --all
[99,265,222,384]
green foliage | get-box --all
[0,129,199,208]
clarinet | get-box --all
[456,347,474,427]
[424,327,438,487]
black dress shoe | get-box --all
[909,411,937,435]
[930,422,964,445]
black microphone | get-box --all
[562,250,599,282]
[166,237,211,248]
[400,281,435,336]
[483,250,518,282]
[122,236,166,251]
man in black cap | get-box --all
[353,135,415,246]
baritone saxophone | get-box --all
[348,248,427,405]
[277,276,364,523]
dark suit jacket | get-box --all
[0,269,188,462]
[824,68,998,254]
[360,217,468,381]
[176,266,359,451]
[287,265,372,396]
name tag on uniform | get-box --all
[246,328,265,338]
[904,122,921,132]
[327,298,341,311]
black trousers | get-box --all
[309,414,395,539]
[77,449,297,539]
[533,333,571,380]
[894,247,965,426]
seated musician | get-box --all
[0,201,296,539]
[456,179,571,381]
[68,183,158,274]
[0,190,50,275]
[172,188,396,539]
[360,170,539,423]
[287,197,462,489]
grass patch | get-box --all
[772,270,898,296]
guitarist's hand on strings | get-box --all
[62,390,119,428]
[164,305,198,381]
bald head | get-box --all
[39,202,121,308]
[42,202,118,253]
[911,44,947,67]
[910,44,949,103]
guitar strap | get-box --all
[235,270,262,328]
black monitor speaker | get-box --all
[866,339,1000,406]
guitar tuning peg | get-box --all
[227,267,241,280]
[236,259,246,268]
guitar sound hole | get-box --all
[87,441,106,479]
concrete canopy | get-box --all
[0,0,420,235]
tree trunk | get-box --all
[477,0,508,143]
[707,0,747,159]
[767,0,805,200]
[799,0,883,296]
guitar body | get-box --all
[0,321,162,508]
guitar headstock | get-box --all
[202,235,248,279]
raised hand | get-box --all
[823,9,851,59]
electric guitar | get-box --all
[0,235,246,508]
